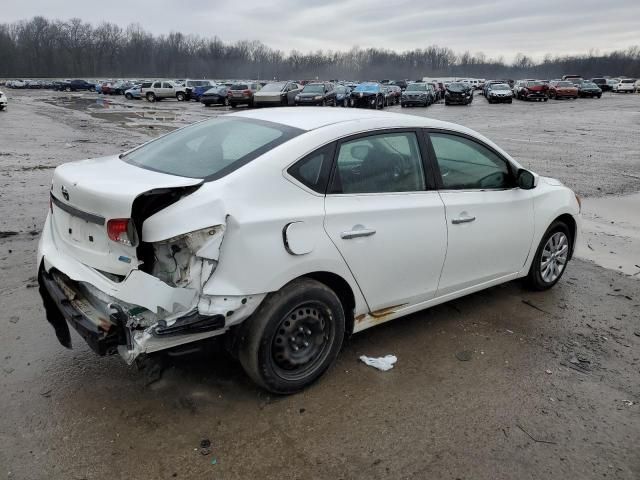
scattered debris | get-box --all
[200,439,211,449]
[40,389,52,398]
[9,316,19,324]
[545,369,552,375]
[622,400,634,406]
[200,447,211,456]
[210,458,217,465]
[0,231,19,238]
[516,424,557,445]
[455,350,472,362]
[299,408,306,414]
[359,355,397,371]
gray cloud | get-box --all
[3,0,639,61]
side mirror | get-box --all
[517,169,536,190]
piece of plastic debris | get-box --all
[200,439,211,449]
[622,400,633,406]
[359,355,397,371]
[455,350,472,362]
[210,458,217,465]
[200,448,211,456]
[545,369,552,375]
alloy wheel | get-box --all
[540,232,569,283]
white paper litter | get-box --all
[359,355,397,371]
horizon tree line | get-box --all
[1,17,639,81]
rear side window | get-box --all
[287,143,336,193]
[141,82,152,88]
[123,117,302,180]
[330,132,426,194]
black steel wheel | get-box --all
[238,278,345,394]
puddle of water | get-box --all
[575,193,640,278]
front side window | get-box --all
[123,117,302,180]
[429,133,513,190]
[330,132,426,194]
[162,82,172,88]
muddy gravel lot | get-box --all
[1,89,639,480]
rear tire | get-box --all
[125,93,133,100]
[526,221,571,291]
[146,92,156,102]
[238,278,345,394]
[176,92,186,102]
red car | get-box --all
[548,81,578,100]
[100,82,113,95]
[514,80,548,101]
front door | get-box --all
[324,130,447,311]
[426,131,535,296]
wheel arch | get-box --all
[301,271,356,336]
[552,213,577,259]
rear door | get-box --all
[425,130,535,296]
[324,130,447,311]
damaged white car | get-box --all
[38,108,581,393]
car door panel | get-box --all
[426,130,535,296]
[323,130,447,312]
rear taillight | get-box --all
[107,219,136,246]
[243,89,251,96]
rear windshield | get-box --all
[406,84,427,91]
[447,83,466,92]
[526,81,544,87]
[123,117,303,180]
[492,84,510,90]
[556,81,573,87]
[230,84,249,90]
[261,82,286,92]
[303,84,324,93]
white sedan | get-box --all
[37,108,581,393]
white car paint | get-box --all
[37,108,580,366]
[0,90,7,110]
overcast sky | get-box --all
[4,0,639,61]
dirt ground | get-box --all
[0,89,639,480]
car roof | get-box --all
[228,107,467,132]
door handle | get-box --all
[340,228,376,240]
[451,216,476,224]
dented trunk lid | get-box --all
[50,155,202,276]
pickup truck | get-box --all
[141,80,182,102]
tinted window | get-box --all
[430,133,513,190]
[153,82,161,88]
[261,82,286,92]
[162,82,172,88]
[141,82,152,88]
[123,117,302,179]
[331,132,425,194]
[288,143,335,193]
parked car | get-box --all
[100,82,114,95]
[142,80,182,102]
[389,79,408,90]
[200,86,230,106]
[0,90,7,111]
[485,83,513,103]
[444,82,473,105]
[401,82,433,107]
[254,81,302,107]
[124,85,142,100]
[334,85,352,107]
[294,82,337,106]
[577,82,602,98]
[385,85,402,105]
[37,108,581,394]
[514,80,548,101]
[350,82,385,109]
[175,80,216,101]
[228,82,261,108]
[590,78,611,91]
[547,81,578,100]
[562,75,583,85]
[55,79,96,92]
[112,80,133,95]
[613,79,636,93]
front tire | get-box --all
[238,278,345,394]
[125,93,133,100]
[526,221,571,291]
[176,92,186,102]
[146,92,156,102]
